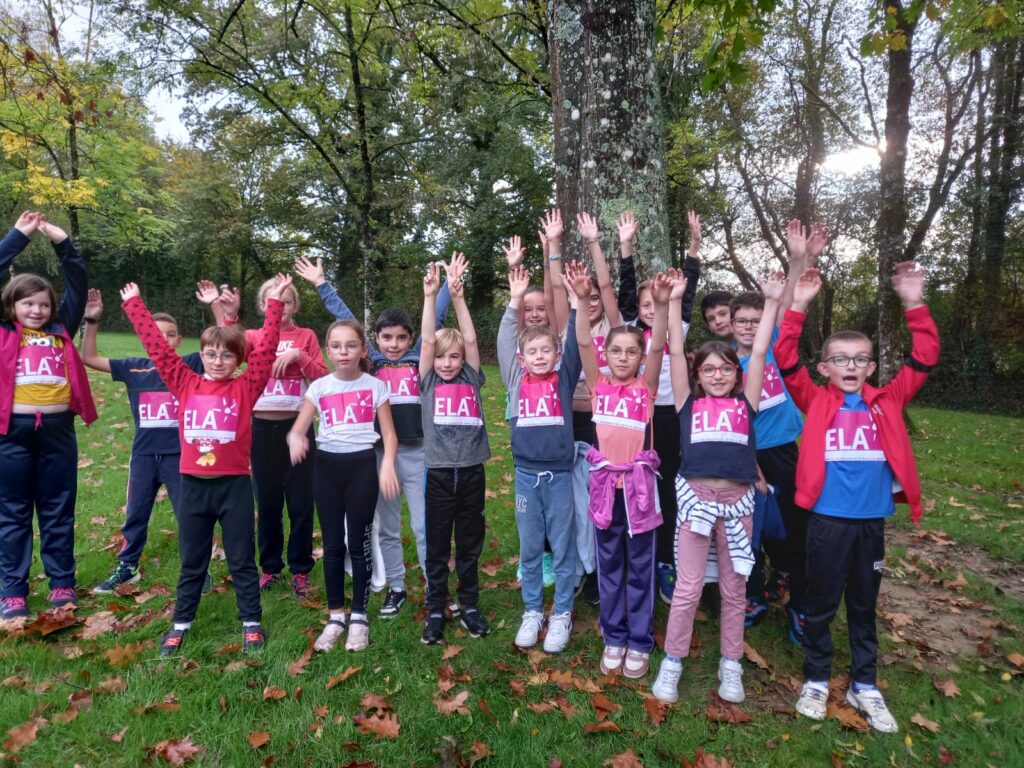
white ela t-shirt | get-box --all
[306,372,390,454]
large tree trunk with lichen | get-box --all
[548,1,670,273]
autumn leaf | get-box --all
[109,726,128,743]
[246,731,271,749]
[359,692,392,711]
[133,694,181,714]
[104,642,147,667]
[435,690,471,715]
[509,679,526,696]
[943,572,968,591]
[469,740,494,765]
[527,700,558,714]
[583,720,621,733]
[81,610,118,640]
[325,666,362,690]
[477,698,498,725]
[604,749,644,768]
[826,701,870,732]
[217,642,242,654]
[591,692,621,721]
[933,678,961,697]
[743,642,770,671]
[353,711,400,739]
[641,694,668,725]
[148,736,205,765]
[681,748,735,768]
[262,685,287,701]
[937,746,954,765]
[97,675,127,694]
[706,695,752,724]
[24,608,80,636]
[287,647,313,677]
[911,712,940,733]
[441,644,464,661]
[1,675,27,688]
[4,720,41,754]
[1006,652,1024,669]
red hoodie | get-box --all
[122,295,283,476]
[773,306,939,524]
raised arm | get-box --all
[884,262,940,403]
[566,261,600,391]
[645,272,671,394]
[0,212,41,279]
[196,280,228,327]
[543,209,570,335]
[616,211,639,324]
[80,289,111,373]
[680,211,701,324]
[37,219,86,331]
[743,273,784,410]
[775,268,823,413]
[444,252,480,371]
[577,211,621,327]
[242,275,289,401]
[295,255,357,322]
[498,265,530,388]
[120,284,194,395]
[667,269,691,409]
[419,261,442,380]
[504,236,528,334]
[540,231,556,333]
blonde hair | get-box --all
[257,277,299,312]
[434,327,465,358]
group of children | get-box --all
[0,205,938,735]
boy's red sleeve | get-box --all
[243,299,284,400]
[121,296,194,395]
[297,329,328,381]
[774,309,821,414]
[881,305,940,405]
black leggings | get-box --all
[314,449,378,613]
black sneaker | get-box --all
[460,608,490,638]
[379,589,407,620]
[159,628,188,656]
[766,571,790,605]
[243,624,268,652]
[422,613,445,645]
[582,572,600,607]
[93,563,140,594]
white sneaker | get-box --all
[795,682,828,720]
[345,619,369,652]
[514,611,545,649]
[542,611,572,654]
[846,687,899,733]
[651,657,683,703]
[314,620,345,652]
[717,657,745,703]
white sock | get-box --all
[173,622,191,631]
[242,621,260,627]
[329,612,346,623]
[350,612,368,622]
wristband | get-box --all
[83,317,99,325]
[548,253,562,261]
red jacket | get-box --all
[773,306,939,524]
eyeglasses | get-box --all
[606,347,642,359]
[732,318,760,328]
[824,355,873,368]
[587,294,602,305]
[201,350,237,363]
[698,364,737,377]
[328,342,364,352]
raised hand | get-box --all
[37,218,68,244]
[444,251,468,285]
[792,268,822,310]
[667,267,688,300]
[267,273,293,302]
[218,284,241,317]
[293,255,326,287]
[616,211,638,243]
[14,210,41,237]
[687,211,701,258]
[576,211,599,243]
[651,272,673,305]
[195,280,219,305]
[564,260,592,299]
[759,269,786,302]
[423,261,442,297]
[120,282,141,302]
[508,265,530,300]
[503,235,525,268]
[85,288,104,320]
[541,208,563,242]
[891,261,924,309]
[786,218,808,261]
[807,222,829,266]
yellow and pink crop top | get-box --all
[14,328,71,406]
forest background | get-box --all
[1,0,1021,413]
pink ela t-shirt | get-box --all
[375,364,421,405]
[689,397,751,446]
[516,375,565,427]
[591,374,652,465]
[307,372,390,453]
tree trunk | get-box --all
[875,0,916,382]
[548,0,670,272]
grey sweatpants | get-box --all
[374,441,427,591]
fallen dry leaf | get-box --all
[360,692,392,712]
[826,701,870,733]
[435,690,471,715]
[24,608,80,637]
[287,648,313,677]
[933,678,961,697]
[706,695,752,724]
[246,731,271,749]
[217,642,242,654]
[1,675,26,688]
[148,736,205,765]
[353,711,400,739]
[938,746,954,765]
[641,694,668,725]
[1007,652,1024,669]
[441,644,464,661]
[583,720,621,733]
[743,642,770,671]
[469,739,494,765]
[109,726,128,743]
[681,748,735,768]
[132,694,181,714]
[527,700,558,714]
[477,698,498,725]
[104,642,146,667]
[591,692,621,721]
[81,610,118,640]
[911,712,941,733]
[4,720,40,754]
[604,749,644,768]
[262,685,287,701]
[325,666,362,690]
[97,675,127,694]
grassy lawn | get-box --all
[1,332,1022,767]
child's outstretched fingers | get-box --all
[759,270,786,301]
[892,261,925,306]
[565,260,591,298]
[85,289,104,319]
[294,255,325,285]
[807,222,829,265]
[218,285,241,316]
[792,268,822,307]
[687,211,701,255]
[616,211,637,242]
[576,211,598,242]
[195,280,219,304]
[503,235,524,267]
[120,283,141,302]
[786,218,807,258]
[668,269,688,300]
[542,208,563,241]
[651,272,673,304]
[269,273,293,300]
[14,210,39,236]
[423,261,441,296]
[508,265,530,299]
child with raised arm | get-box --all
[651,270,784,706]
[119,275,292,656]
[0,213,95,620]
[567,262,670,677]
[781,264,938,733]
[616,210,702,605]
[199,275,328,599]
[419,256,491,645]
[80,289,205,594]
[295,254,451,617]
[286,319,399,653]
[498,262,582,653]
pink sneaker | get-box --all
[291,573,310,597]
[49,587,77,609]
[259,572,280,591]
[1,596,29,620]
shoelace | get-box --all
[3,597,27,610]
[803,687,827,705]
[244,630,264,643]
[660,664,682,686]
[856,691,888,715]
[163,635,183,647]
[721,665,742,687]
[51,588,75,601]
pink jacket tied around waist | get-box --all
[586,446,662,535]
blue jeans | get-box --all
[514,467,575,614]
[119,452,182,567]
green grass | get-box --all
[1,334,1022,767]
